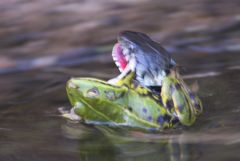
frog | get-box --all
[108,30,176,89]
[66,72,170,130]
[65,69,202,130]
[64,31,203,130]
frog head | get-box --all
[67,78,125,103]
[66,77,125,121]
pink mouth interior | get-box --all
[112,43,127,71]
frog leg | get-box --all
[173,71,203,116]
[161,72,202,126]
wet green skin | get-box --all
[66,71,202,130]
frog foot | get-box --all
[59,107,81,121]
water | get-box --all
[1,0,240,160]
[0,52,240,161]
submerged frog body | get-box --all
[66,71,202,130]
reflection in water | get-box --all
[97,127,200,161]
[63,124,200,161]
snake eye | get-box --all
[87,87,99,98]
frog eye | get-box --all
[87,87,100,98]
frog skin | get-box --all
[109,30,176,87]
[161,71,202,126]
[65,70,202,130]
[66,72,171,130]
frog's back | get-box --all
[125,81,174,129]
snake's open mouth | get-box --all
[112,43,130,72]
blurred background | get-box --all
[0,1,240,161]
[1,0,240,73]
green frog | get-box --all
[65,71,202,130]
[64,31,203,130]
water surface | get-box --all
[0,52,240,161]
